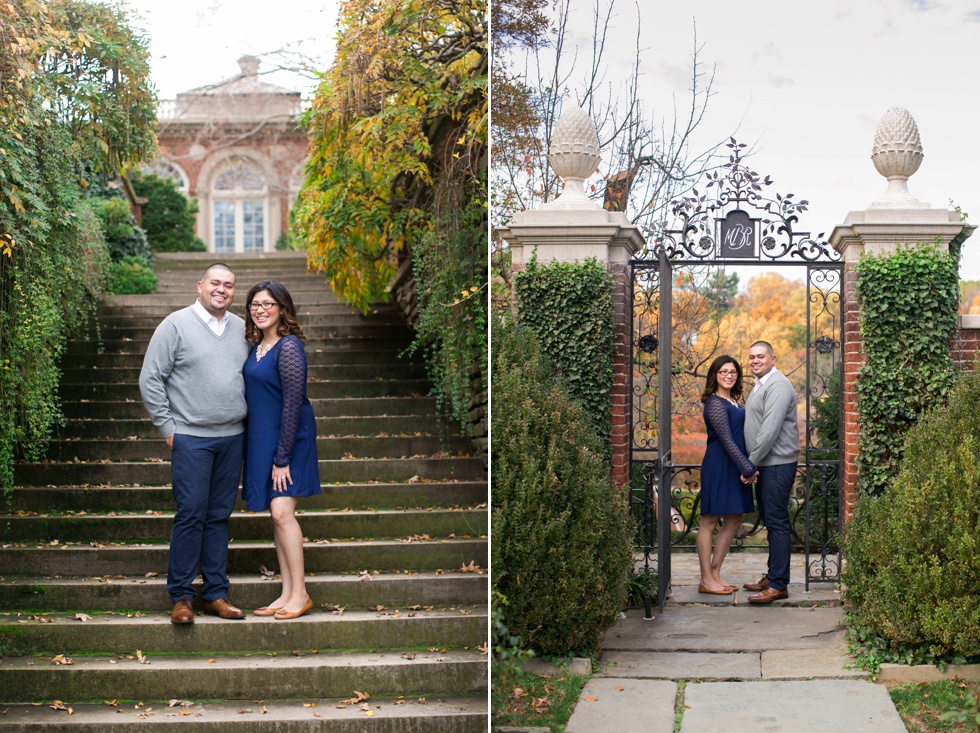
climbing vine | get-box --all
[296,0,487,313]
[514,258,615,452]
[854,242,960,496]
[0,0,155,491]
[296,0,487,435]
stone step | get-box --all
[1,507,487,543]
[4,481,488,513]
[65,337,415,355]
[60,363,429,385]
[0,538,488,576]
[60,379,433,401]
[43,435,470,462]
[0,606,488,655]
[0,571,486,612]
[14,456,486,487]
[60,349,424,369]
[54,414,453,439]
[94,312,405,329]
[102,291,350,308]
[61,397,440,420]
[0,697,487,731]
[86,323,412,342]
[0,649,488,703]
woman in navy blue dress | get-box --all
[242,281,321,619]
[697,355,757,595]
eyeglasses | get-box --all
[248,301,278,311]
[717,369,738,376]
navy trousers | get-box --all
[755,462,798,592]
[168,433,244,603]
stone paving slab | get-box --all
[603,606,847,653]
[680,680,907,732]
[762,648,867,680]
[565,677,676,733]
[666,583,841,607]
[598,651,761,681]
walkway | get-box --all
[565,553,907,732]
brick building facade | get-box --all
[150,56,308,253]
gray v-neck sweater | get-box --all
[139,306,249,438]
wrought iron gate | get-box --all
[629,144,844,614]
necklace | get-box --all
[256,338,279,361]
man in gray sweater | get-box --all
[139,263,250,624]
[741,340,800,603]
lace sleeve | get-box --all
[704,397,756,477]
[273,336,308,467]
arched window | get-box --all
[211,158,268,253]
[142,160,189,195]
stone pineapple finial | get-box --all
[546,106,601,210]
[870,107,926,208]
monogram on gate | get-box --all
[719,210,756,258]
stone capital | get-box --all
[496,206,646,269]
[829,208,974,263]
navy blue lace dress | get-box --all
[700,395,755,516]
[242,335,321,511]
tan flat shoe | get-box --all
[254,604,284,617]
[698,583,733,595]
[274,596,313,620]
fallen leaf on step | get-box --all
[341,691,370,704]
[51,655,73,666]
[72,614,91,622]
[49,701,73,714]
[615,685,624,691]
[136,650,149,664]
[401,651,416,660]
[582,696,599,702]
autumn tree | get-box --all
[0,0,156,489]
[295,0,487,432]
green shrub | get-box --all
[491,310,630,655]
[843,365,980,659]
[129,171,206,253]
[87,186,151,262]
[108,256,158,295]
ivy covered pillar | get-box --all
[829,107,974,520]
[496,107,645,489]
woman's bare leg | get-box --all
[711,514,743,587]
[270,496,308,613]
[697,515,727,590]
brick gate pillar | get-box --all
[495,106,646,490]
[829,107,974,521]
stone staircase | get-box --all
[0,252,489,730]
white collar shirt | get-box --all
[756,366,781,388]
[192,299,229,336]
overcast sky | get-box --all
[124,0,340,99]
[124,0,980,279]
[546,0,980,279]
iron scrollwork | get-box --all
[644,139,843,264]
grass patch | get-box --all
[888,680,979,732]
[674,679,686,733]
[494,668,589,733]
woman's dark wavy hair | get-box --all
[700,354,744,403]
[244,280,306,345]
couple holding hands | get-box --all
[696,341,800,603]
[139,263,321,624]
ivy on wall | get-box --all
[514,257,615,452]
[855,242,960,496]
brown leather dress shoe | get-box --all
[748,586,788,604]
[171,598,194,624]
[743,575,770,592]
[203,598,245,619]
